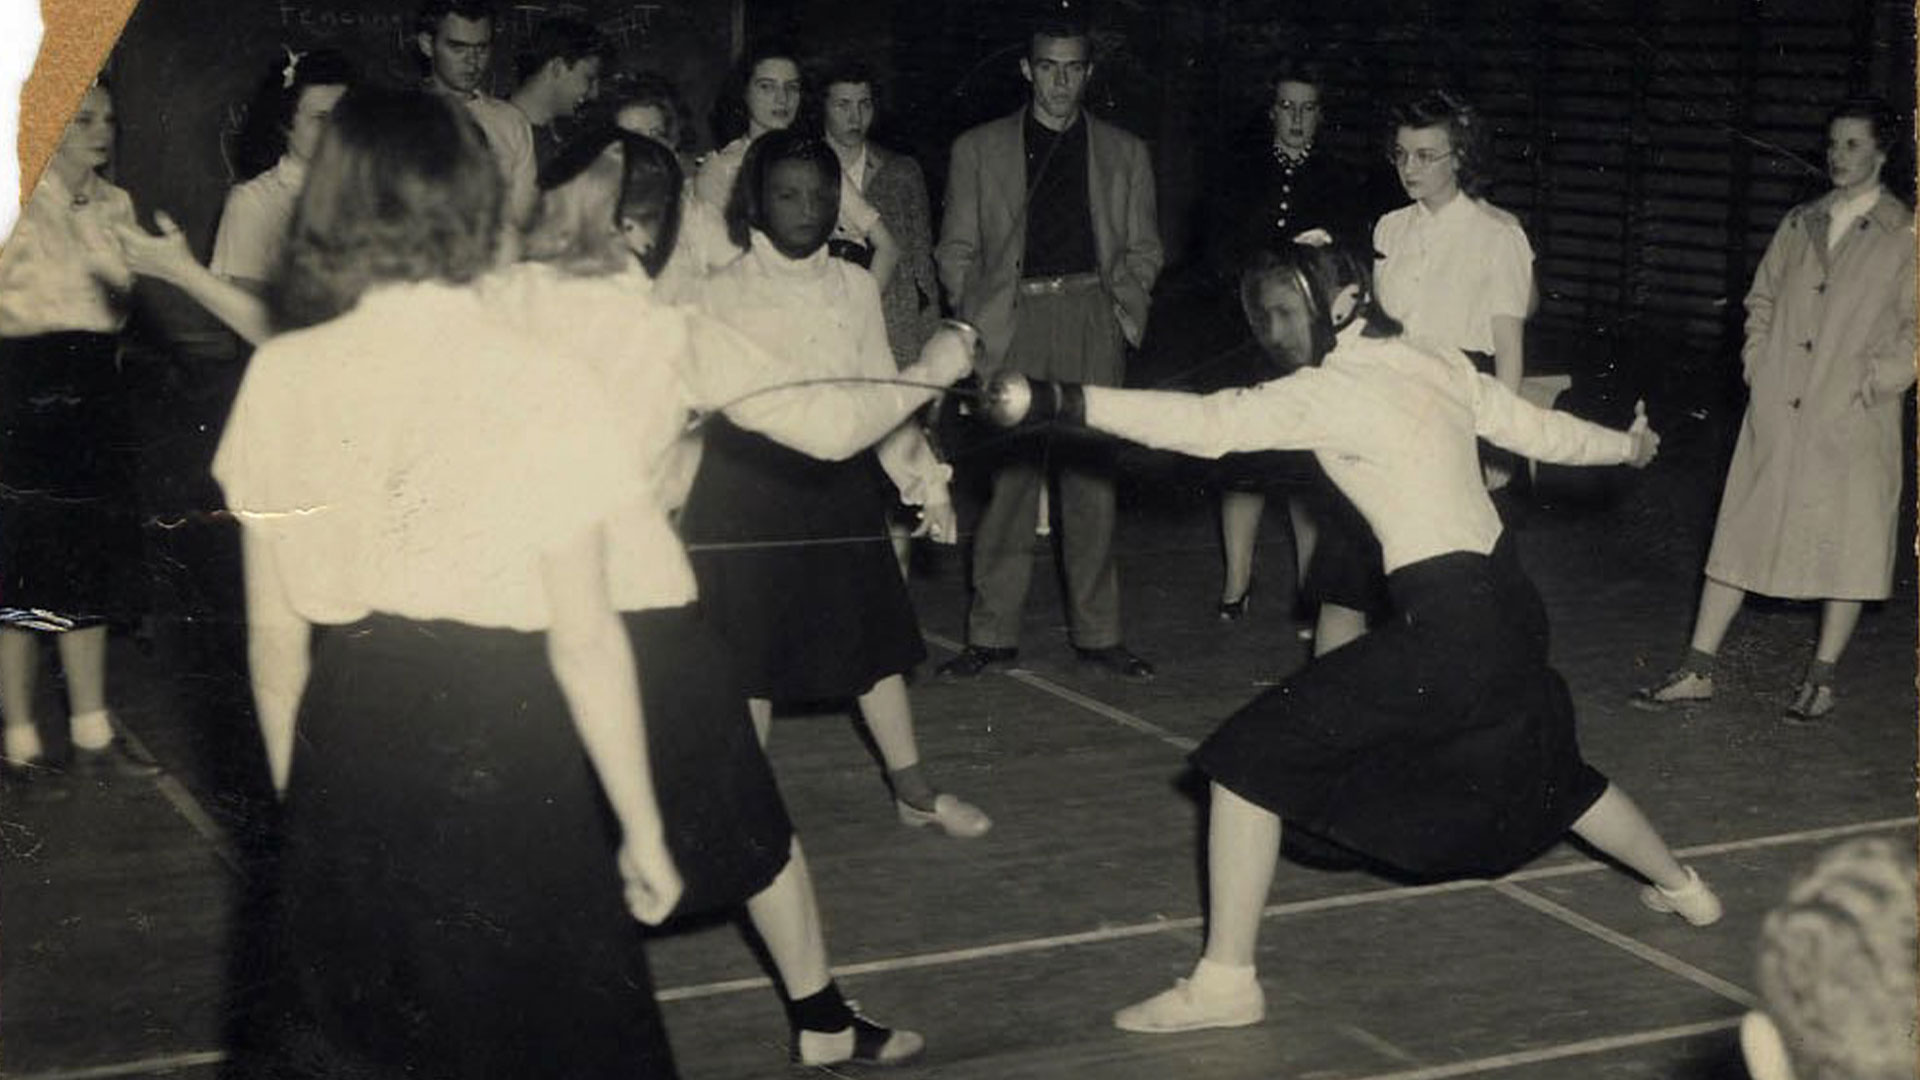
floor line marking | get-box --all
[654,817,1913,1002]
[1336,1018,1741,1080]
[6,1049,228,1080]
[1336,1024,1423,1065]
[117,724,242,878]
[1490,881,1759,1007]
[922,631,1199,751]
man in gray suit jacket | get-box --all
[935,18,1163,679]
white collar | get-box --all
[749,230,832,276]
[839,143,870,187]
[1829,185,1882,225]
[1415,191,1474,227]
[270,154,308,188]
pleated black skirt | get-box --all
[0,332,140,624]
[627,605,793,918]
[1192,536,1608,881]
[240,615,677,1079]
[680,418,927,701]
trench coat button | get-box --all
[1801,340,1814,351]
[1815,282,1827,294]
[1790,398,1802,409]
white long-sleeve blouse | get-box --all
[1086,324,1634,573]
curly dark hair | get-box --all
[1387,90,1494,198]
[232,48,357,181]
[723,127,840,252]
[272,88,502,330]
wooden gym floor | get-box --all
[3,419,1913,1080]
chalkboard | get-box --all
[108,0,739,274]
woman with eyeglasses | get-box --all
[1200,58,1394,656]
[1373,90,1535,493]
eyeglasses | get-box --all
[1388,147,1453,169]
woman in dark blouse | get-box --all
[1201,58,1390,657]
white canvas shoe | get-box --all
[1113,976,1265,1034]
[1639,865,1724,926]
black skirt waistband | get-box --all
[1385,533,1518,613]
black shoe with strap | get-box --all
[793,1005,926,1068]
[1217,578,1255,622]
[936,645,1017,679]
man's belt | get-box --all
[1017,271,1103,296]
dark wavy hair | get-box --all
[618,134,685,279]
[272,88,502,330]
[1388,90,1494,198]
[1240,239,1399,370]
[1029,15,1095,61]
[414,0,494,40]
[1269,55,1325,96]
[1827,96,1903,152]
[513,16,610,84]
[232,48,357,181]
[710,40,806,146]
[723,128,840,251]
[816,58,880,133]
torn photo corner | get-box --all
[0,0,44,241]
[4,0,140,244]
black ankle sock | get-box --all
[1684,647,1717,675]
[1806,659,1837,687]
[889,764,937,812]
[790,982,855,1033]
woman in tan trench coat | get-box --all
[1638,97,1915,722]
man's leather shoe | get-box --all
[1075,645,1155,680]
[936,645,1017,679]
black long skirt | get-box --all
[628,605,793,918]
[240,616,677,1079]
[680,418,926,701]
[0,332,140,624]
[1192,536,1607,881]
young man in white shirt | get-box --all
[416,0,538,231]
[509,17,608,173]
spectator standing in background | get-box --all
[1373,90,1535,495]
[935,16,1164,681]
[417,0,539,233]
[1635,98,1915,722]
[510,17,609,172]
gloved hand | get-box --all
[981,371,1087,429]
